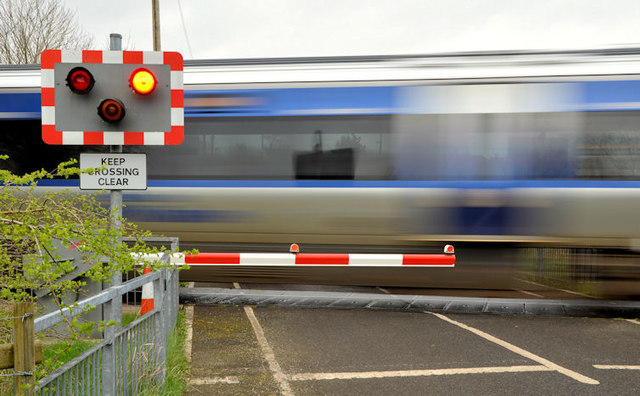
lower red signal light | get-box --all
[97,98,126,123]
[66,67,94,94]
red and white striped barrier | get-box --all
[182,245,455,267]
[136,245,454,314]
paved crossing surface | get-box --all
[184,284,640,395]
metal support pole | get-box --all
[152,0,161,51]
[109,34,122,52]
[102,294,117,396]
[109,33,123,330]
[172,268,179,327]
[165,253,178,329]
[103,33,123,396]
[153,269,167,383]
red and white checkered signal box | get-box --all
[40,49,184,145]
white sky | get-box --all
[62,0,640,59]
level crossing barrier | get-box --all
[139,245,454,319]
[180,244,456,267]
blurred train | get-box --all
[3,47,640,254]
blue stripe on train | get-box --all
[184,87,395,116]
[0,93,41,119]
[582,80,640,110]
[5,81,640,118]
[0,87,397,118]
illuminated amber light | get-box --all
[129,68,157,95]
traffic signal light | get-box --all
[97,98,126,122]
[66,67,95,94]
[129,68,157,95]
[41,50,183,145]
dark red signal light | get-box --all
[66,67,95,94]
[97,98,125,123]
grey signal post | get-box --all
[109,33,122,329]
[103,33,122,396]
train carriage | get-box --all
[3,48,640,251]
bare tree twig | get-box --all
[0,0,94,64]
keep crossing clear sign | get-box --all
[80,153,147,190]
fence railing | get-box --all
[33,252,179,395]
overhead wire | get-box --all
[177,0,194,59]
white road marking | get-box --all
[236,283,295,396]
[189,376,241,385]
[625,318,640,326]
[519,279,595,299]
[516,289,544,298]
[555,288,595,299]
[184,282,195,363]
[288,365,553,381]
[376,287,391,294]
[594,365,640,370]
[429,312,600,385]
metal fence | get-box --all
[33,253,179,395]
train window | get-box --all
[394,112,577,180]
[579,111,640,179]
[141,115,393,180]
[500,112,577,179]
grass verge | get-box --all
[37,311,140,375]
[40,340,96,374]
[139,309,189,395]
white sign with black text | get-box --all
[80,153,147,190]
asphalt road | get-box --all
[185,284,640,396]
